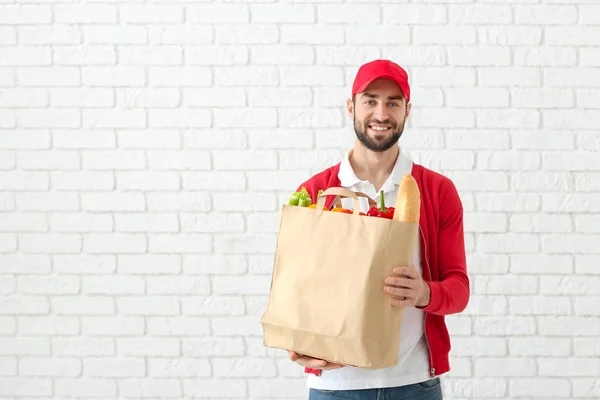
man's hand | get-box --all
[287,351,345,370]
[384,265,431,308]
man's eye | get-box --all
[389,103,399,107]
[366,100,374,105]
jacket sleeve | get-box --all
[420,180,470,316]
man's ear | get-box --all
[346,98,354,118]
[406,103,412,118]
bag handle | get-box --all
[316,187,362,216]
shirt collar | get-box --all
[338,148,413,187]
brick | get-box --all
[146,192,211,212]
[52,296,114,316]
[148,233,212,253]
[384,4,446,24]
[181,296,244,316]
[82,150,145,170]
[0,129,50,149]
[512,88,574,108]
[212,192,276,212]
[449,5,511,24]
[543,234,600,254]
[149,358,211,377]
[318,4,380,23]
[511,296,572,316]
[16,109,80,128]
[18,25,81,44]
[118,337,180,357]
[547,27,600,46]
[53,337,114,356]
[118,46,182,66]
[477,151,540,170]
[0,356,16,375]
[185,129,246,149]
[279,108,342,128]
[81,316,143,336]
[544,110,600,130]
[541,276,600,295]
[475,357,536,377]
[0,337,49,355]
[512,130,574,150]
[481,201,541,223]
[510,378,570,398]
[53,45,117,65]
[183,87,245,107]
[119,378,182,398]
[212,276,270,295]
[448,171,508,192]
[573,379,600,398]
[52,88,114,108]
[187,45,248,65]
[183,255,247,275]
[20,357,81,377]
[83,358,145,377]
[184,338,245,357]
[188,4,249,23]
[0,88,49,107]
[510,337,570,357]
[479,67,541,87]
[55,378,117,397]
[214,358,276,378]
[120,5,183,23]
[82,67,145,87]
[147,275,210,295]
[118,255,181,275]
[17,275,79,294]
[547,68,600,87]
[464,212,507,233]
[18,65,81,86]
[512,172,573,192]
[149,109,211,128]
[148,25,213,45]
[116,296,180,316]
[0,378,52,396]
[478,26,542,46]
[149,67,212,87]
[580,5,600,24]
[0,67,15,86]
[212,317,263,336]
[83,233,146,254]
[53,130,115,149]
[511,254,572,274]
[543,194,600,212]
[52,172,114,192]
[0,150,15,169]
[415,26,476,45]
[252,4,314,23]
[249,379,311,398]
[18,150,80,170]
[54,255,116,274]
[0,213,47,232]
[467,254,509,274]
[218,24,279,44]
[216,66,278,86]
[184,379,247,398]
[445,316,472,337]
[251,45,315,65]
[246,213,280,234]
[514,47,577,67]
[20,233,81,254]
[281,24,344,44]
[412,108,475,128]
[82,276,144,295]
[579,89,600,108]
[447,88,509,108]
[0,5,51,24]
[444,378,506,398]
[477,109,540,129]
[0,275,15,294]
[1,254,50,274]
[476,275,537,295]
[113,213,177,233]
[84,109,146,129]
[0,233,16,252]
[540,316,599,336]
[539,358,599,377]
[463,295,507,316]
[54,4,117,23]
[446,130,509,149]
[116,171,179,190]
[574,296,600,316]
[83,26,146,45]
[0,46,52,67]
[511,213,572,233]
[81,193,145,212]
[248,88,312,107]
[18,316,78,335]
[345,25,410,45]
[147,317,210,337]
[118,130,181,149]
[181,213,244,233]
[574,338,600,356]
[517,5,577,24]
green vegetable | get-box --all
[288,186,312,207]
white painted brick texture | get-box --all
[0,1,598,399]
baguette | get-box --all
[392,174,420,223]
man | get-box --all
[288,59,470,400]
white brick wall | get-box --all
[0,1,598,399]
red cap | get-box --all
[351,59,410,103]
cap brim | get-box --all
[354,74,405,97]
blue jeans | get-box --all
[308,377,443,400]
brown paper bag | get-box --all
[261,187,419,369]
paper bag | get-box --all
[261,187,419,369]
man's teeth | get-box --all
[370,126,389,131]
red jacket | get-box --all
[295,161,470,379]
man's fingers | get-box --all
[393,265,418,278]
[296,355,328,368]
[384,286,416,299]
[385,276,415,288]
[390,297,415,308]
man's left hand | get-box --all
[384,265,431,308]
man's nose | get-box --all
[372,103,388,122]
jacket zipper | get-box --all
[419,225,435,378]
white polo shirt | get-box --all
[306,148,431,391]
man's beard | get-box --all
[353,115,405,153]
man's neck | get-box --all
[349,142,399,191]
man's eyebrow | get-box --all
[361,93,404,101]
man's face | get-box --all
[348,78,411,152]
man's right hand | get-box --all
[287,351,345,370]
